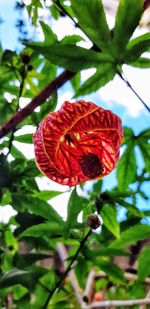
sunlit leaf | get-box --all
[138,245,150,281]
[112,0,143,57]
[71,0,111,52]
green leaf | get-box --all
[60,35,84,45]
[20,222,64,238]
[14,134,33,144]
[117,145,137,190]
[67,188,86,227]
[71,0,111,52]
[130,57,150,68]
[96,260,125,285]
[70,72,80,92]
[0,154,10,188]
[110,224,150,249]
[18,196,63,224]
[138,142,150,172]
[0,266,47,289]
[11,145,26,159]
[125,33,150,62]
[123,127,135,145]
[112,0,143,57]
[74,64,116,97]
[14,252,51,269]
[101,203,120,238]
[114,198,144,218]
[32,190,63,201]
[39,21,58,45]
[24,42,113,72]
[138,128,150,140]
[138,245,150,281]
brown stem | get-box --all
[0,70,75,139]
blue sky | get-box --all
[0,0,150,221]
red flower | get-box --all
[33,101,123,186]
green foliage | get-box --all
[138,245,150,281]
[0,0,149,307]
[112,0,143,58]
[71,0,111,52]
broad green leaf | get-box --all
[18,196,63,224]
[110,224,150,249]
[112,0,143,57]
[71,0,111,52]
[25,42,113,72]
[14,134,33,144]
[130,57,150,68]
[125,33,150,62]
[117,145,137,190]
[138,142,150,172]
[32,190,63,201]
[94,247,129,257]
[96,260,125,285]
[39,21,58,45]
[138,245,150,281]
[74,64,116,97]
[101,203,120,238]
[67,188,86,227]
[20,222,64,238]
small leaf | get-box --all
[14,134,33,144]
[39,21,58,45]
[96,260,125,285]
[32,190,63,201]
[138,142,150,172]
[20,222,64,238]
[130,57,150,68]
[138,245,150,281]
[117,145,137,190]
[101,203,120,238]
[112,0,143,57]
[74,64,116,97]
[71,0,111,52]
[110,224,150,249]
[67,188,87,227]
[125,33,150,62]
[60,35,84,45]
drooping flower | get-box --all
[33,100,123,186]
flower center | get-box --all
[78,152,104,179]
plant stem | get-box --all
[118,71,150,113]
[43,229,92,309]
[0,70,75,139]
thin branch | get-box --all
[95,271,150,284]
[83,269,96,304]
[91,298,150,308]
[0,70,75,139]
[42,229,92,309]
[118,71,150,113]
[57,243,83,306]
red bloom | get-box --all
[33,101,123,186]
